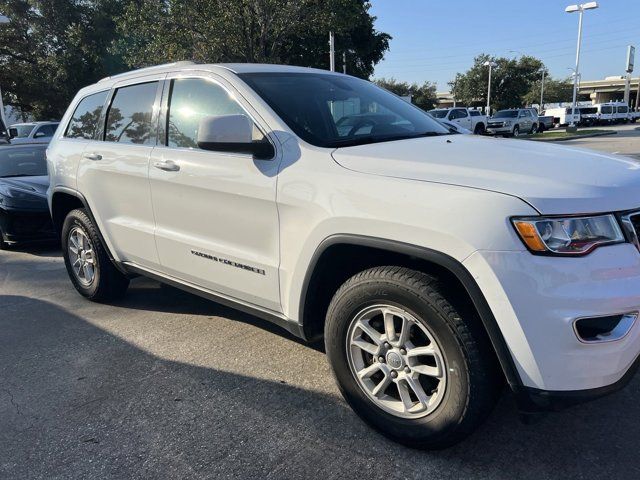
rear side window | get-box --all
[65,91,108,139]
[105,82,159,145]
[34,124,58,138]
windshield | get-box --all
[0,146,47,177]
[493,110,518,118]
[239,72,450,148]
[10,124,35,138]
[428,110,449,118]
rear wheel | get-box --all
[531,123,538,134]
[473,123,485,135]
[0,226,7,250]
[512,125,520,137]
[538,123,545,133]
[61,209,129,301]
[325,266,502,449]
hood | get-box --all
[331,135,640,215]
[0,175,49,210]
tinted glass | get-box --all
[601,106,613,114]
[618,106,628,113]
[494,110,518,118]
[469,110,480,116]
[580,107,597,114]
[240,73,449,148]
[35,124,58,137]
[12,125,35,138]
[105,82,158,145]
[65,91,108,139]
[167,78,248,148]
[428,110,448,118]
[0,146,47,177]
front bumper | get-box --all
[463,244,640,399]
[486,125,513,134]
[0,207,56,245]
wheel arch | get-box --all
[50,187,126,275]
[298,234,522,388]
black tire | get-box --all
[473,123,485,135]
[531,123,538,134]
[512,125,520,137]
[325,266,502,449]
[538,123,545,133]
[61,208,129,301]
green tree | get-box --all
[0,0,128,118]
[450,54,545,111]
[374,78,437,111]
[114,0,390,79]
[523,76,574,107]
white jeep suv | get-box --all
[47,62,640,449]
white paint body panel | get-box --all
[47,62,640,394]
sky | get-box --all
[369,0,640,91]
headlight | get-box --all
[504,120,512,126]
[512,214,624,255]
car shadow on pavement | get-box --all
[1,295,639,480]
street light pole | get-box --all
[540,69,546,111]
[566,2,598,128]
[0,14,9,137]
[483,60,497,116]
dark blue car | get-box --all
[0,144,55,248]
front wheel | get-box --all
[61,208,129,301]
[531,123,538,134]
[324,267,502,449]
[512,125,520,137]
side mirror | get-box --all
[196,114,274,160]
[9,127,18,138]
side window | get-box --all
[105,82,159,145]
[167,78,256,149]
[34,124,57,138]
[64,91,109,139]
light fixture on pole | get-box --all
[483,60,497,116]
[565,2,598,128]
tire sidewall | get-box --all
[326,280,470,446]
[62,212,101,298]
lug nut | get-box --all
[400,348,407,355]
[378,356,385,363]
[390,371,398,378]
[404,366,411,373]
[384,342,390,349]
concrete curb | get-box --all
[529,131,618,142]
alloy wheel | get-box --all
[67,226,96,286]
[346,304,447,419]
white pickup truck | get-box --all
[428,107,487,134]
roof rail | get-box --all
[98,61,197,83]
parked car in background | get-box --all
[630,108,640,123]
[544,106,580,127]
[427,107,487,134]
[537,112,554,131]
[0,144,55,248]
[486,108,538,136]
[8,121,60,144]
[577,106,599,126]
[614,103,629,123]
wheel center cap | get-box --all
[386,351,404,370]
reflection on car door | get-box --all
[76,75,164,267]
[148,74,282,312]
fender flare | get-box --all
[51,186,128,275]
[298,234,523,388]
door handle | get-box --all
[153,160,180,172]
[83,152,102,161]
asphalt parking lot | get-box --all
[3,130,640,479]
[549,123,640,160]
